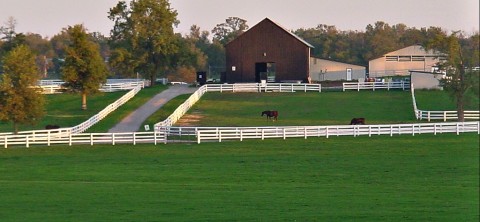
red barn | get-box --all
[225,18,314,83]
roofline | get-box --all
[226,18,314,48]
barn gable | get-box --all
[225,18,313,83]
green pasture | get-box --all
[0,85,167,133]
[414,89,479,111]
[173,91,416,126]
[0,91,126,133]
[0,134,478,221]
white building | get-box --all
[310,58,366,82]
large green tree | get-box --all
[212,17,248,46]
[62,24,108,110]
[427,32,479,121]
[0,45,45,133]
[108,0,178,85]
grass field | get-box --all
[415,89,479,111]
[171,91,416,126]
[0,134,478,221]
[0,91,126,133]
[0,85,167,133]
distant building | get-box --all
[225,18,313,83]
[310,58,366,82]
[410,71,444,90]
[225,18,365,83]
[369,45,446,78]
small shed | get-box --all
[225,18,313,83]
[410,71,444,90]
[310,58,366,82]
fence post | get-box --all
[90,134,94,146]
[133,133,136,145]
[412,125,415,136]
[390,125,393,137]
[477,122,480,134]
[434,124,437,135]
[69,133,72,146]
[261,129,265,140]
[304,127,307,139]
[357,83,360,91]
[26,136,29,148]
[112,133,115,145]
[283,128,286,140]
[47,131,51,146]
[326,127,329,138]
[456,123,460,135]
[4,136,7,148]
[240,130,243,141]
[444,111,447,122]
[427,112,430,122]
[304,85,307,92]
[197,131,201,144]
[368,126,372,137]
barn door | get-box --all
[346,68,352,81]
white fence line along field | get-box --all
[192,122,480,144]
[343,81,409,91]
[1,131,167,148]
[38,79,148,94]
[410,85,480,121]
[0,85,143,137]
[154,83,322,128]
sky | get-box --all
[0,0,478,38]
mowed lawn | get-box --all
[0,134,478,221]
[414,89,479,111]
[178,90,416,126]
[0,91,126,133]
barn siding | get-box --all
[226,18,311,83]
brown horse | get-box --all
[261,110,278,121]
[350,118,365,125]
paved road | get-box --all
[108,85,197,133]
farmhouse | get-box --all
[368,45,446,78]
[225,18,364,83]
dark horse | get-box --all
[45,124,60,130]
[261,110,278,121]
[350,118,365,125]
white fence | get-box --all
[205,83,322,93]
[1,131,166,148]
[38,79,148,94]
[343,81,410,91]
[192,122,480,144]
[411,85,480,121]
[0,85,143,137]
[154,83,322,128]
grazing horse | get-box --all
[45,124,60,130]
[261,110,278,121]
[350,118,365,125]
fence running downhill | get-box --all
[410,84,480,121]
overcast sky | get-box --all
[0,0,478,38]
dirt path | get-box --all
[108,85,197,133]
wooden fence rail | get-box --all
[38,79,147,94]
[1,131,166,148]
[194,122,480,144]
[0,85,143,137]
[154,83,321,128]
[343,81,409,91]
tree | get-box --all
[62,25,108,110]
[212,17,248,45]
[108,0,178,85]
[0,45,45,133]
[427,32,479,121]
